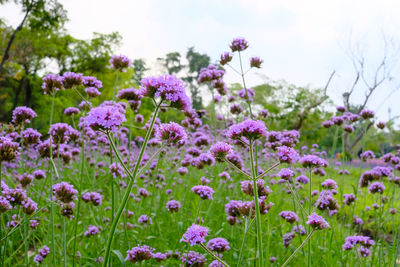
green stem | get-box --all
[238,51,254,119]
[308,169,312,267]
[237,217,255,266]
[199,243,230,267]
[102,103,161,266]
[112,71,120,101]
[48,92,56,266]
[63,216,67,267]
[72,125,85,267]
[282,230,315,267]
[249,141,263,266]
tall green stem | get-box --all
[249,141,263,266]
[308,169,312,267]
[63,217,67,267]
[112,71,120,101]
[282,230,315,267]
[238,51,254,119]
[103,103,161,266]
[72,125,85,267]
[48,93,56,265]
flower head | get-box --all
[157,122,187,146]
[84,104,126,131]
[181,224,208,246]
[126,245,154,263]
[210,142,231,162]
[110,54,132,72]
[306,212,330,230]
[230,37,249,52]
[42,73,64,95]
[227,119,267,140]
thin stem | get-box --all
[286,181,308,216]
[237,217,255,266]
[256,162,280,180]
[308,169,312,267]
[199,243,230,267]
[281,230,315,267]
[63,216,67,267]
[103,103,161,266]
[225,159,252,179]
[72,125,86,267]
[238,51,254,119]
[112,71,120,101]
[249,141,263,266]
[48,92,56,266]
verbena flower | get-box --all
[181,224,208,246]
[157,122,187,146]
[83,76,102,89]
[0,137,20,162]
[192,185,214,200]
[21,128,41,145]
[110,54,132,72]
[237,88,255,102]
[227,119,267,140]
[300,155,328,168]
[360,109,375,119]
[250,57,263,68]
[12,106,37,125]
[140,74,192,112]
[210,142,231,162]
[84,225,100,237]
[62,72,83,89]
[198,65,225,83]
[126,245,154,263]
[230,37,249,52]
[53,182,78,203]
[166,200,181,213]
[306,212,330,230]
[277,145,299,164]
[220,52,233,65]
[84,104,126,131]
[42,73,64,95]
[207,237,230,253]
[85,87,101,97]
[180,251,206,266]
[279,211,299,223]
[117,88,143,101]
[368,182,385,194]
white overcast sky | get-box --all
[1,0,400,122]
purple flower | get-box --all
[84,104,126,131]
[277,146,299,164]
[140,74,192,112]
[361,150,375,161]
[83,76,102,89]
[85,87,101,97]
[12,106,37,125]
[117,88,143,101]
[279,211,299,223]
[181,224,208,246]
[0,137,20,162]
[250,57,263,68]
[84,225,100,237]
[296,175,309,184]
[343,235,374,256]
[210,142,231,162]
[192,185,214,200]
[220,52,233,65]
[21,128,41,145]
[306,212,330,230]
[166,200,181,212]
[240,179,272,197]
[343,193,356,205]
[110,54,132,72]
[138,215,152,225]
[227,119,267,140]
[377,121,386,129]
[62,72,83,89]
[368,182,385,194]
[207,237,230,253]
[360,109,375,119]
[336,106,346,112]
[278,168,295,180]
[300,155,328,168]
[322,120,334,128]
[180,251,206,266]
[126,245,154,263]
[198,64,225,83]
[321,179,338,190]
[237,88,255,102]
[230,37,249,52]
[0,196,11,213]
[42,73,64,95]
[157,122,187,146]
[53,182,78,203]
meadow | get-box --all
[0,38,399,267]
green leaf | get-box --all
[111,250,125,266]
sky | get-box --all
[1,0,400,121]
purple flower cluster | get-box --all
[240,179,272,197]
[237,88,255,102]
[210,142,231,162]
[21,128,41,145]
[220,52,233,65]
[300,155,328,168]
[368,181,385,194]
[84,104,126,131]
[227,119,267,140]
[230,37,249,52]
[84,225,100,237]
[343,235,374,257]
[192,185,214,200]
[12,106,37,125]
[140,74,192,112]
[126,245,154,263]
[53,182,78,203]
[0,137,20,162]
[277,146,299,164]
[250,57,263,68]
[207,237,230,253]
[62,72,83,89]
[33,245,50,264]
[198,64,225,83]
[82,192,103,206]
[181,224,208,246]
[166,200,181,213]
[42,73,64,95]
[306,212,330,230]
[109,54,132,72]
[279,211,299,223]
[157,122,187,146]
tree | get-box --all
[0,0,67,74]
[157,52,183,75]
[132,59,148,83]
[341,36,400,154]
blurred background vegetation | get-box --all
[1,0,399,158]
